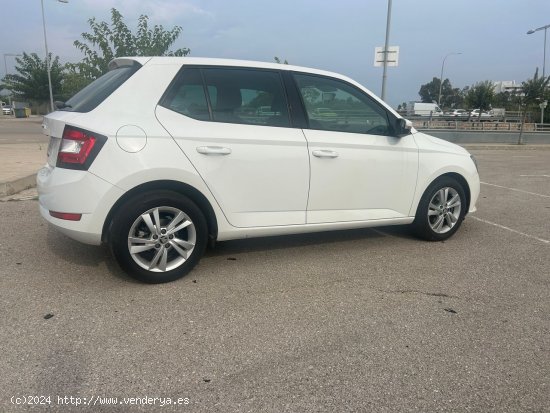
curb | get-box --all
[0,174,37,197]
[461,144,550,151]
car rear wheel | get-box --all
[412,176,467,241]
[110,190,207,283]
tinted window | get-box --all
[293,73,391,136]
[202,68,290,127]
[160,68,210,121]
[63,64,140,113]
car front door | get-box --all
[292,73,418,224]
[156,67,309,228]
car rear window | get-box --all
[62,64,140,113]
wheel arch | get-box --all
[440,172,471,214]
[413,171,472,217]
[102,180,218,243]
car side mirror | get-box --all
[396,118,412,137]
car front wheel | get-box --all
[412,176,467,241]
[110,190,207,283]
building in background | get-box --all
[493,80,523,95]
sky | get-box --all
[2,0,550,107]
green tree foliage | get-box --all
[521,68,550,106]
[492,90,524,112]
[73,8,190,79]
[3,52,63,102]
[61,66,93,100]
[418,77,462,108]
[419,77,445,103]
[464,80,495,111]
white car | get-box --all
[446,109,468,117]
[2,104,13,115]
[470,109,491,118]
[38,57,480,283]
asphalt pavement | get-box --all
[0,145,549,412]
[0,116,47,196]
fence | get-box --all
[412,120,550,132]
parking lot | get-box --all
[1,146,549,411]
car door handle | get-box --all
[196,146,232,155]
[312,149,339,158]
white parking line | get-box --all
[470,216,550,245]
[480,182,550,198]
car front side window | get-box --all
[293,73,392,136]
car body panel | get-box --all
[156,105,310,228]
[303,129,418,223]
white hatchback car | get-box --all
[38,57,480,283]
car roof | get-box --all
[112,56,359,86]
[109,56,401,119]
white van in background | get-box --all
[406,102,443,117]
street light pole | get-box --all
[381,0,392,101]
[527,23,550,78]
[438,52,461,107]
[527,24,550,124]
[41,0,68,113]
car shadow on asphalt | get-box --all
[45,224,416,283]
[205,225,416,257]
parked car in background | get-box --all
[445,109,468,117]
[37,57,480,283]
[2,105,14,115]
[470,109,491,119]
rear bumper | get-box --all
[37,165,124,245]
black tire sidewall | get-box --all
[110,190,207,283]
[413,177,467,241]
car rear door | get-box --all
[156,66,309,228]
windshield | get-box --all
[62,64,140,113]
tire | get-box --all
[411,176,467,241]
[110,190,207,283]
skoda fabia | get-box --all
[38,57,480,283]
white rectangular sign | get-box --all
[374,46,399,67]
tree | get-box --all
[418,77,462,108]
[521,68,549,106]
[274,56,288,64]
[464,80,495,111]
[61,66,93,100]
[516,69,548,143]
[419,77,442,103]
[73,8,190,79]
[491,89,524,112]
[3,52,63,103]
[518,67,550,145]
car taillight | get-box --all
[56,126,107,170]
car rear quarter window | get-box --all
[159,68,210,121]
[63,64,140,113]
